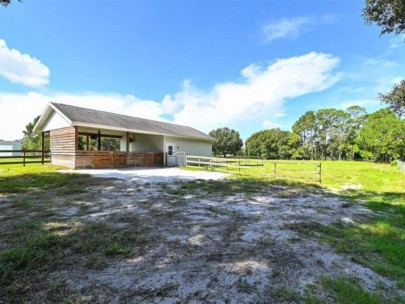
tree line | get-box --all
[209,0,405,163]
[210,106,405,162]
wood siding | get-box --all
[127,152,163,167]
[50,127,77,167]
[49,127,164,168]
[75,151,163,169]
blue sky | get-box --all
[0,0,404,140]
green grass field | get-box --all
[0,156,50,165]
[187,159,405,192]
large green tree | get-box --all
[356,108,405,161]
[292,107,365,160]
[245,128,292,159]
[363,0,405,116]
[345,106,368,160]
[1,0,20,7]
[378,80,405,117]
[363,0,405,36]
[292,111,317,159]
[209,127,243,157]
[22,116,41,150]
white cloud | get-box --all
[0,92,164,140]
[0,39,50,87]
[320,14,338,25]
[262,120,281,129]
[262,17,312,43]
[0,52,340,140]
[168,52,340,132]
[275,111,286,118]
[337,99,379,110]
[390,35,405,49]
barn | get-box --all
[33,103,214,169]
[0,140,22,156]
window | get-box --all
[167,143,175,156]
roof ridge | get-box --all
[49,102,214,140]
[51,102,198,131]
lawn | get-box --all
[187,159,405,192]
[0,161,404,303]
[0,155,50,165]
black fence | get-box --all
[0,150,51,166]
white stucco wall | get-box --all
[43,111,70,132]
[132,134,164,153]
[120,134,131,152]
[164,136,212,157]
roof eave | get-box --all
[71,122,214,142]
[33,102,73,133]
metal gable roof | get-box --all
[50,103,214,141]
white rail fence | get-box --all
[185,155,321,183]
[398,159,405,174]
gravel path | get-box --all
[60,167,228,183]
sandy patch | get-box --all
[3,176,403,303]
[60,167,228,183]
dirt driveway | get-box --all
[1,170,402,303]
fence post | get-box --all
[273,162,276,179]
[41,131,45,165]
[238,159,241,173]
[398,159,405,174]
[23,151,26,167]
[317,162,322,183]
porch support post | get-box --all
[163,135,166,167]
[74,127,78,150]
[86,135,89,150]
[41,131,45,165]
[126,132,130,152]
[97,131,101,151]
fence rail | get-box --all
[0,150,51,166]
[186,155,322,183]
[398,159,405,174]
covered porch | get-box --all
[49,126,165,169]
[75,126,164,169]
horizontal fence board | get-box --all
[270,173,318,180]
[0,155,50,159]
[273,162,319,166]
[0,150,51,166]
[0,160,51,165]
[272,168,317,173]
[0,150,50,153]
[186,155,321,183]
